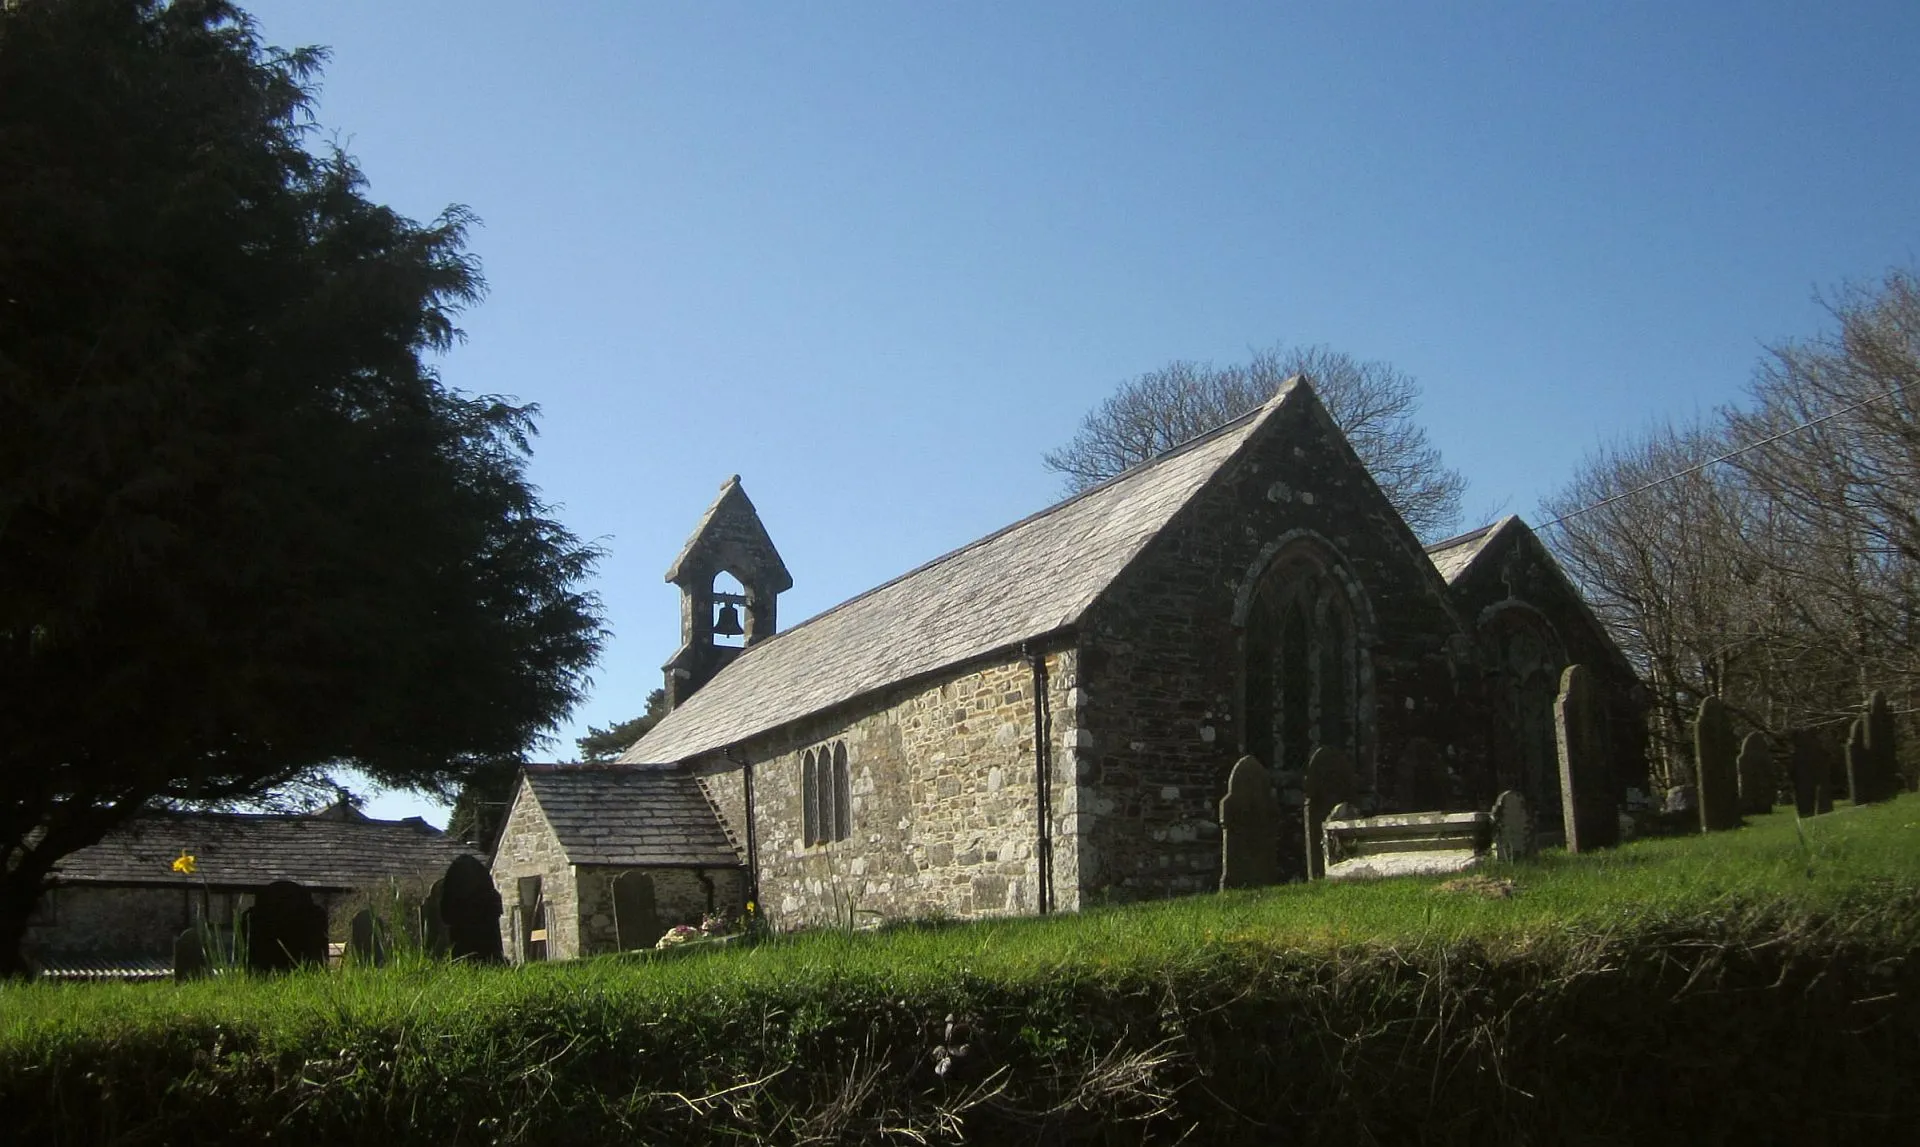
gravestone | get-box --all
[1736,732,1774,816]
[1695,696,1740,832]
[173,927,210,982]
[1845,718,1873,805]
[1554,664,1619,853]
[1490,790,1534,863]
[1302,746,1358,879]
[1789,728,1824,817]
[1852,691,1901,804]
[347,907,390,967]
[244,880,327,973]
[420,876,449,957]
[440,854,504,963]
[614,870,666,948]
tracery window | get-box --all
[1243,547,1365,774]
[802,740,852,845]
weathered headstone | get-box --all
[1695,696,1740,832]
[440,854,504,963]
[613,871,665,949]
[347,907,390,967]
[1852,690,1901,804]
[1218,756,1281,890]
[1303,746,1358,879]
[244,880,327,973]
[1845,718,1873,805]
[1555,664,1619,853]
[173,926,210,982]
[1489,790,1534,863]
[419,876,449,957]
[1736,732,1774,816]
[1789,728,1823,817]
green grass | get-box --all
[6,797,1920,1145]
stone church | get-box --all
[501,377,1642,948]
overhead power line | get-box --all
[1538,381,1911,531]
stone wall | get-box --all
[22,884,344,965]
[692,647,1078,930]
[574,866,748,953]
[1444,523,1649,812]
[1074,392,1474,897]
[489,788,578,961]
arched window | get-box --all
[1483,606,1565,826]
[802,748,820,846]
[832,742,852,842]
[1243,544,1369,776]
[801,741,853,846]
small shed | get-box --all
[24,802,477,974]
[490,765,746,961]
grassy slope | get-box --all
[5,798,1920,1144]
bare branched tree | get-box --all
[1044,345,1467,541]
[1541,268,1920,791]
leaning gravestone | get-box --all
[1737,732,1774,816]
[1695,696,1740,832]
[1555,664,1619,853]
[173,926,210,982]
[1490,790,1535,863]
[1219,756,1281,890]
[613,871,665,949]
[1303,746,1358,879]
[440,854,504,963]
[347,907,390,967]
[244,880,327,973]
[1789,728,1823,817]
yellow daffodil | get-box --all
[172,851,197,875]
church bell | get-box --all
[713,601,745,637]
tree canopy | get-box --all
[1044,345,1467,541]
[0,0,605,974]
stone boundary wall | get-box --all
[693,646,1078,930]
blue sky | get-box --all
[237,2,1920,823]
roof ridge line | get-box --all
[676,393,1286,676]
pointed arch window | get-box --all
[1244,547,1367,775]
[802,740,852,845]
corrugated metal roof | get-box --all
[625,385,1298,763]
[48,809,478,890]
[519,765,741,868]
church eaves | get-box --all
[623,383,1303,765]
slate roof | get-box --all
[1423,517,1514,584]
[49,808,478,889]
[518,765,741,867]
[626,385,1298,764]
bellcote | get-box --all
[662,475,790,708]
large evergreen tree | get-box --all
[0,0,605,975]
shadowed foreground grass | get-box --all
[5,798,1919,1144]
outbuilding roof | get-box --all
[626,384,1301,764]
[48,806,477,890]
[516,764,741,868]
